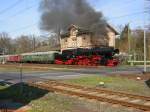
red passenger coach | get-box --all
[7,55,21,62]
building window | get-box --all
[71,28,77,36]
[65,39,67,42]
[72,37,77,41]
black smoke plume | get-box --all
[39,0,107,38]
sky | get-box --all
[0,0,149,38]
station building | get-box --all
[60,24,119,51]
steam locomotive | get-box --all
[0,46,119,66]
[55,47,119,66]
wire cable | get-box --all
[0,3,38,22]
[9,22,38,33]
[107,10,149,21]
[0,0,23,15]
[99,0,139,11]
[8,10,148,35]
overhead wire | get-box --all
[1,0,149,36]
[0,0,23,15]
[107,10,149,21]
[0,3,39,22]
[8,4,38,19]
[98,0,139,11]
[9,10,149,35]
[9,22,38,33]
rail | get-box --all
[28,81,150,111]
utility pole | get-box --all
[128,23,132,62]
[144,30,147,73]
[143,0,147,73]
[20,63,23,94]
[33,37,36,52]
[128,24,131,55]
[2,48,6,64]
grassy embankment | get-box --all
[64,75,150,96]
[29,75,150,112]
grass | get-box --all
[28,93,73,112]
[64,75,150,96]
[28,92,134,112]
[0,85,6,90]
[0,64,144,73]
[28,92,141,112]
[0,67,50,73]
[0,67,18,72]
[0,65,77,73]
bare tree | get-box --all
[117,24,131,53]
[29,35,40,52]
[0,32,14,54]
[15,35,33,53]
[130,29,150,60]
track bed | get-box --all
[28,80,150,111]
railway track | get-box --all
[28,80,150,111]
[0,63,102,69]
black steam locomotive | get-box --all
[55,47,119,66]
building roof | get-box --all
[61,24,92,38]
[68,24,78,30]
[61,32,70,38]
[106,24,119,35]
[61,24,119,38]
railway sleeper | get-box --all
[29,82,150,111]
[44,81,150,101]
